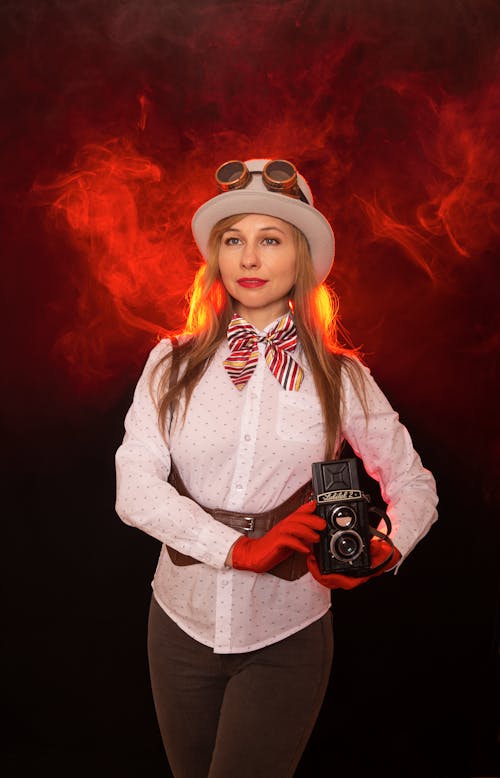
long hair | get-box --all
[151,213,366,459]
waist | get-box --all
[169,461,312,536]
[167,461,313,580]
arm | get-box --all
[115,340,241,569]
[340,360,438,568]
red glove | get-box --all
[231,501,326,574]
[307,538,402,590]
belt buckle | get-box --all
[242,516,255,533]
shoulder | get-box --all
[142,338,172,371]
[144,334,192,366]
[341,356,400,419]
[138,337,180,388]
[340,354,371,383]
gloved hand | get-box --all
[306,538,402,590]
[231,501,326,574]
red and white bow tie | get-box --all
[223,313,304,391]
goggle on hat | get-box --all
[191,158,335,284]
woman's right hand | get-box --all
[230,502,326,574]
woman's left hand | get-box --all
[306,538,402,590]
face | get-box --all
[218,214,297,329]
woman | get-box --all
[115,158,438,777]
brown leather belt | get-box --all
[166,461,313,581]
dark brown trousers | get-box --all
[147,595,334,778]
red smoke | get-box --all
[23,1,498,412]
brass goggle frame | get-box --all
[215,159,306,201]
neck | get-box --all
[232,305,291,331]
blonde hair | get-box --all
[152,214,366,458]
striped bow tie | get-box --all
[223,313,304,391]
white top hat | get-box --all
[191,158,335,284]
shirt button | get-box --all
[244,434,251,441]
[235,484,243,490]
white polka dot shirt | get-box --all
[115,321,438,653]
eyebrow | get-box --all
[224,225,286,234]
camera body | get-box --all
[312,458,372,576]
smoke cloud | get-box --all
[2,0,498,474]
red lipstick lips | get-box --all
[237,278,267,288]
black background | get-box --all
[2,2,499,776]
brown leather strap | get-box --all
[166,461,313,581]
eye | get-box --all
[262,237,280,245]
[223,236,241,246]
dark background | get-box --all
[2,1,499,776]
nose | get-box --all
[241,240,260,269]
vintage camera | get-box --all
[312,458,372,576]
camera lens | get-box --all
[330,530,364,561]
[329,505,356,529]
